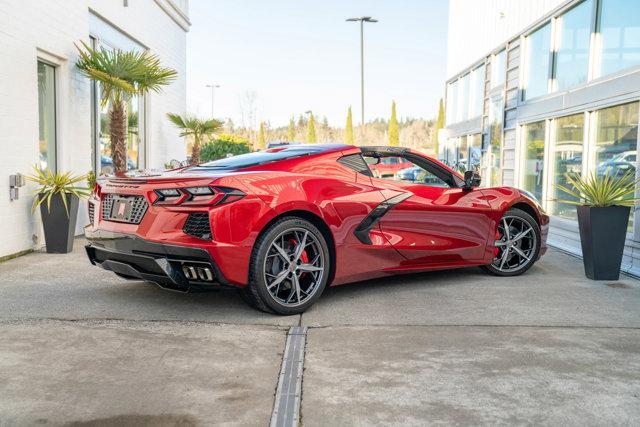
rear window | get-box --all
[186,146,327,170]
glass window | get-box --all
[468,134,482,172]
[550,114,584,219]
[523,23,552,100]
[488,97,504,186]
[554,0,593,91]
[364,155,452,188]
[491,49,506,88]
[126,94,142,169]
[37,61,57,172]
[195,145,330,170]
[469,65,485,118]
[522,121,546,201]
[457,136,468,171]
[594,102,638,177]
[594,102,639,229]
[597,0,640,77]
[446,80,458,125]
[458,73,470,122]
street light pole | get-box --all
[346,16,378,134]
[205,84,220,117]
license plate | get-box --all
[109,197,133,222]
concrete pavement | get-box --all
[1,239,639,425]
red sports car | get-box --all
[85,144,549,315]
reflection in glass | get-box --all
[468,134,482,172]
[446,80,458,126]
[458,73,470,122]
[555,0,592,91]
[97,87,143,174]
[594,102,638,177]
[489,97,503,186]
[457,136,468,172]
[551,114,584,219]
[594,102,638,228]
[523,23,552,100]
[37,61,56,172]
[597,0,640,77]
[491,49,506,88]
[523,121,546,201]
[470,65,485,118]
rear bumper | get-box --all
[85,228,233,292]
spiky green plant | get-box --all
[87,170,97,191]
[556,171,640,207]
[28,166,90,215]
[167,114,224,164]
[75,41,177,173]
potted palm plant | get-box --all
[557,171,640,280]
[167,113,224,164]
[75,41,177,173]
[28,167,90,253]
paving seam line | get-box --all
[270,325,307,427]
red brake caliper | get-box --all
[494,228,501,258]
[289,238,310,273]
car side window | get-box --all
[363,155,451,188]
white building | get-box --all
[443,0,640,276]
[0,0,190,259]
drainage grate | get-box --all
[270,326,307,427]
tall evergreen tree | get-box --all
[287,116,295,141]
[435,98,445,157]
[345,106,354,145]
[307,114,317,143]
[258,121,266,149]
[389,101,399,147]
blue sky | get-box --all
[186,0,449,128]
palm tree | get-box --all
[75,41,177,173]
[167,114,224,164]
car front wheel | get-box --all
[481,208,541,276]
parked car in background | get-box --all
[100,155,136,174]
[369,156,412,177]
[597,150,637,177]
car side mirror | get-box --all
[463,170,481,190]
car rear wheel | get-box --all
[242,217,330,315]
[481,208,541,277]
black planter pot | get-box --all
[39,193,79,254]
[576,205,630,280]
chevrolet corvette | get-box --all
[85,144,549,314]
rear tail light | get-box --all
[153,186,245,206]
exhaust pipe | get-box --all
[197,267,213,281]
[182,264,214,282]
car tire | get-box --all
[481,208,541,277]
[241,217,330,315]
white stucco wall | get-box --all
[0,0,189,258]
